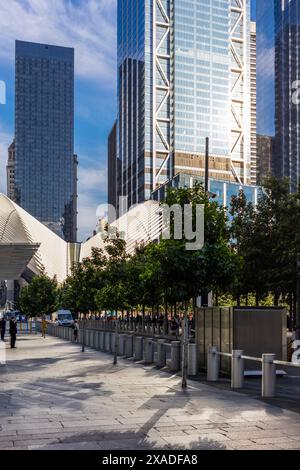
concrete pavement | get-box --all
[0,334,300,450]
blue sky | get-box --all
[0,0,117,241]
[0,0,256,241]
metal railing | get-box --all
[78,318,195,342]
[207,346,300,398]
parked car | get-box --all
[52,310,74,327]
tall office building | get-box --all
[12,40,77,242]
[274,0,300,191]
[117,0,253,210]
[250,21,257,185]
[257,0,300,192]
[256,134,274,185]
[7,139,16,201]
[256,0,275,186]
[108,121,121,218]
[256,0,275,139]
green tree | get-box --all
[60,247,107,317]
[230,176,300,320]
[17,274,58,319]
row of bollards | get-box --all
[44,324,198,376]
[207,346,277,397]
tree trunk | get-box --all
[114,319,119,365]
[142,304,145,334]
[182,301,189,389]
[81,313,86,352]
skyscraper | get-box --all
[257,0,300,192]
[274,0,300,192]
[256,0,275,139]
[117,0,253,210]
[12,40,77,242]
[108,121,121,219]
[250,21,257,185]
[7,139,16,201]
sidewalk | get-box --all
[0,334,300,450]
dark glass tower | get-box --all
[256,0,276,138]
[14,40,77,242]
[257,0,300,191]
[274,0,300,191]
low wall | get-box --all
[39,324,198,376]
[195,307,287,373]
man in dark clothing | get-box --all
[9,318,17,348]
[0,317,6,341]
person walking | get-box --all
[72,320,79,342]
[0,316,6,341]
[41,316,47,338]
[9,317,17,349]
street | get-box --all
[0,334,300,450]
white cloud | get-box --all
[77,161,107,242]
[0,0,117,87]
[78,163,107,192]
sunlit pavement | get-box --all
[0,334,300,450]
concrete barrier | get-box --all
[99,331,105,350]
[188,343,198,376]
[105,332,111,352]
[118,334,126,356]
[144,338,154,364]
[94,331,99,350]
[125,334,134,358]
[111,333,116,353]
[156,339,166,367]
[166,341,181,372]
[134,337,143,361]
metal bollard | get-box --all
[231,350,244,389]
[207,346,219,382]
[262,353,276,397]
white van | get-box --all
[53,310,74,327]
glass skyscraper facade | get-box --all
[257,0,300,192]
[275,0,300,191]
[256,0,275,138]
[117,0,253,211]
[13,40,77,242]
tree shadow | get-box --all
[30,431,227,450]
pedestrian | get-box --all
[41,316,47,338]
[72,320,79,342]
[0,316,6,341]
[9,317,17,349]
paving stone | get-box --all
[0,442,14,449]
[1,334,300,451]
[226,429,284,441]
